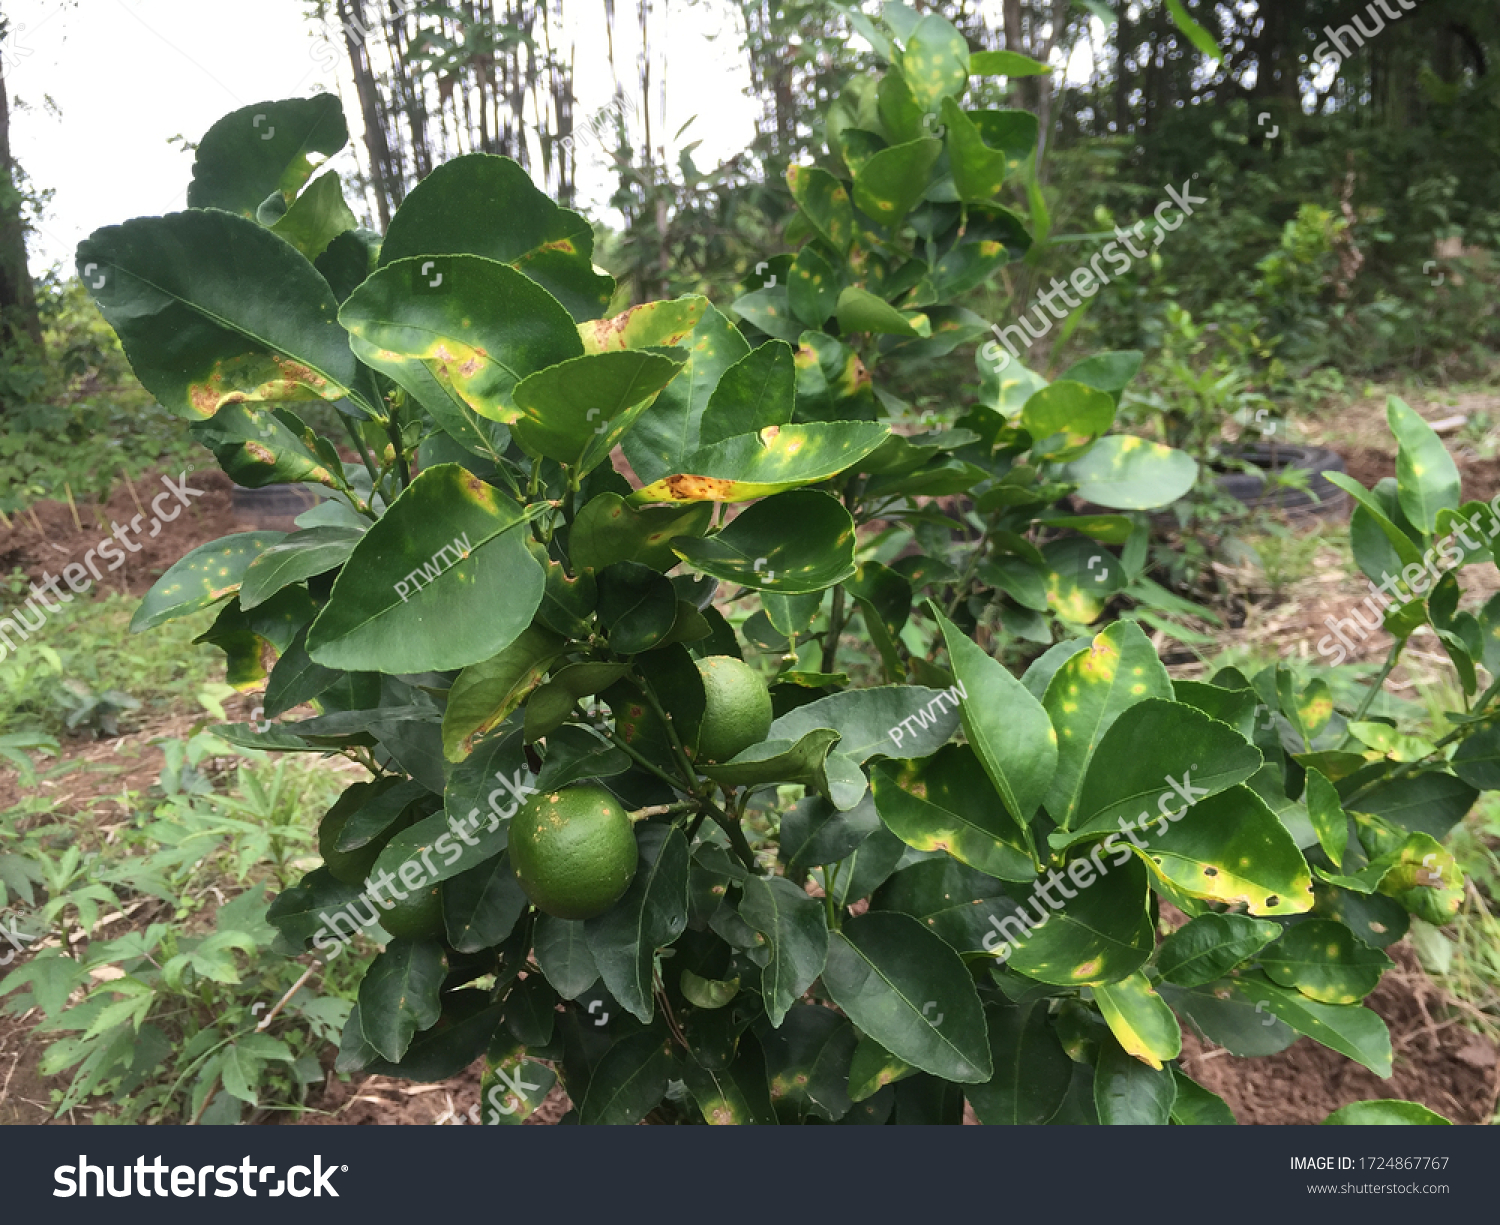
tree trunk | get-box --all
[337,0,401,228]
[0,49,41,354]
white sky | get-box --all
[4,0,762,272]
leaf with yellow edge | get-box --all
[578,295,709,354]
[340,255,583,425]
[1064,434,1198,510]
[786,165,853,256]
[1093,972,1182,1069]
[1132,786,1315,917]
[630,422,889,504]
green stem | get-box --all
[1343,673,1500,807]
[944,528,990,619]
[342,415,380,492]
[1341,646,1402,738]
[387,419,412,490]
[708,803,761,874]
[605,730,690,795]
[634,672,703,794]
[822,861,840,929]
[821,584,847,673]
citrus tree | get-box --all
[77,7,1482,1124]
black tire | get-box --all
[1213,442,1348,520]
[231,483,320,529]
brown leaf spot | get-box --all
[664,474,735,501]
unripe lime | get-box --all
[509,785,638,920]
[377,881,443,939]
[692,655,772,763]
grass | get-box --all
[0,579,223,743]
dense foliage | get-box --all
[62,5,1490,1124]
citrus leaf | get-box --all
[968,49,1052,77]
[341,254,583,426]
[239,526,363,611]
[1134,786,1314,916]
[132,532,286,631]
[1060,699,1262,842]
[1260,919,1393,1004]
[1388,395,1461,534]
[672,490,856,594]
[357,936,446,1062]
[900,13,969,110]
[269,170,357,260]
[992,854,1153,986]
[584,824,689,1023]
[632,422,889,504]
[622,303,752,485]
[187,94,349,217]
[570,493,713,573]
[786,165,853,255]
[851,139,942,227]
[378,152,613,321]
[1093,972,1181,1069]
[578,1029,674,1124]
[307,464,544,673]
[78,211,359,420]
[1063,435,1198,510]
[967,1001,1071,1124]
[740,875,829,1026]
[442,626,567,760]
[699,340,797,447]
[1156,912,1281,987]
[1041,620,1172,827]
[1323,1100,1451,1125]
[821,912,991,1083]
[934,607,1055,844]
[1094,1034,1175,1124]
[511,349,687,471]
[872,749,1034,881]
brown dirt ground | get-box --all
[1,467,242,601]
[1181,945,1500,1125]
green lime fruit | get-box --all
[693,655,772,763]
[510,786,639,920]
[377,881,443,939]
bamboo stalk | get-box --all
[120,468,147,520]
[62,483,82,532]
